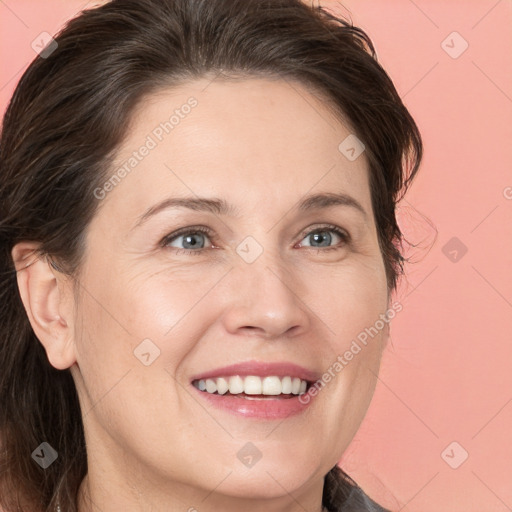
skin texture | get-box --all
[12,77,390,512]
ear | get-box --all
[11,241,77,370]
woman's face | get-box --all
[69,77,389,508]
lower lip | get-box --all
[191,384,318,419]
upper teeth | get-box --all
[193,375,309,395]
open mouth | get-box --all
[189,373,318,419]
[191,375,314,399]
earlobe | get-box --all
[11,241,77,370]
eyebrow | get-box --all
[132,192,367,230]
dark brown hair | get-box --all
[0,0,422,510]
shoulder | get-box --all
[335,485,391,512]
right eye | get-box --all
[160,226,215,254]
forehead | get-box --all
[98,77,371,224]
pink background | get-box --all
[1,1,511,511]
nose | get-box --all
[220,252,311,340]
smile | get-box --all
[192,375,311,397]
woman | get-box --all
[0,0,422,510]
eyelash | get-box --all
[160,224,350,256]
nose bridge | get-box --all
[221,236,309,337]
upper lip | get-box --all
[190,360,321,383]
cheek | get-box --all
[307,256,388,405]
[306,257,389,349]
[113,265,227,341]
[76,263,229,389]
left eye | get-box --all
[298,227,348,249]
